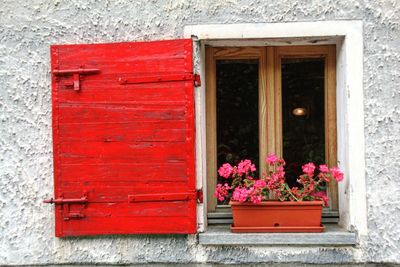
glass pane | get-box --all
[216,59,259,203]
[281,58,325,186]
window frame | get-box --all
[185,21,367,235]
[205,45,338,217]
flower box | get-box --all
[215,153,343,233]
[230,200,324,233]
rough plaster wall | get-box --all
[0,0,399,265]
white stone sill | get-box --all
[199,225,357,246]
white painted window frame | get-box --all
[184,21,367,238]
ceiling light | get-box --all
[292,107,307,116]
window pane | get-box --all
[281,58,325,186]
[216,59,259,203]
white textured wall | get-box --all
[0,0,399,265]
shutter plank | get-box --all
[59,123,186,142]
[57,184,192,203]
[58,103,186,123]
[59,141,187,163]
[58,82,187,103]
[63,216,195,236]
[60,163,187,182]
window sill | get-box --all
[198,225,357,246]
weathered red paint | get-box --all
[49,39,197,237]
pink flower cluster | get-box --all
[266,153,286,166]
[310,191,329,206]
[237,159,256,176]
[232,187,264,204]
[266,154,278,164]
[217,159,257,179]
[248,179,266,203]
[254,179,266,188]
[231,187,249,202]
[302,163,344,182]
[214,154,344,206]
[319,164,329,173]
[218,163,234,179]
[249,188,263,204]
[264,158,286,196]
[214,183,231,201]
[302,162,316,175]
[330,167,344,182]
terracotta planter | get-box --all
[230,200,324,233]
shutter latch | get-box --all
[44,195,88,221]
[53,68,100,91]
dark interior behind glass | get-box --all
[216,59,259,204]
[281,58,325,186]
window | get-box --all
[186,20,367,240]
[205,45,338,221]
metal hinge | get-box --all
[197,188,203,203]
[128,192,195,203]
[118,72,201,87]
[193,74,201,87]
[44,195,88,221]
[128,190,203,203]
[53,67,100,91]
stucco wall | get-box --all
[0,0,399,265]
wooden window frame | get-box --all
[206,45,338,216]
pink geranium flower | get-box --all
[237,159,256,176]
[319,164,329,173]
[254,179,266,188]
[302,162,316,175]
[249,189,262,204]
[218,163,234,178]
[214,183,231,201]
[311,191,329,206]
[266,154,278,164]
[330,167,344,182]
[232,187,249,202]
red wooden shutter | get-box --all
[48,39,197,237]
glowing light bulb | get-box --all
[292,107,307,116]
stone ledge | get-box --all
[199,225,357,246]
